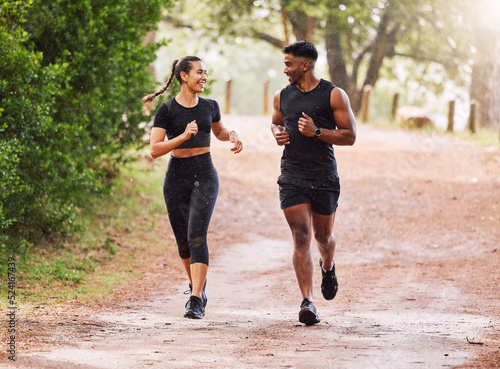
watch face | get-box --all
[315,128,321,136]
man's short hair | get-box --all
[282,40,318,62]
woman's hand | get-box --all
[183,120,198,141]
[229,131,243,154]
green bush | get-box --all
[0,0,171,252]
[25,0,166,162]
[1,1,73,240]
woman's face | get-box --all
[182,61,208,93]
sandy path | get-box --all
[3,115,499,368]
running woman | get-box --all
[143,56,243,319]
[271,41,356,325]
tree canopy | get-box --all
[165,0,497,125]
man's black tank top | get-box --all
[279,79,338,179]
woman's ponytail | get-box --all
[142,59,179,104]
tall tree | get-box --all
[164,0,470,113]
[467,0,500,129]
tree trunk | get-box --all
[362,12,399,89]
[324,11,400,114]
[325,31,349,89]
[280,3,290,47]
[324,30,361,112]
[469,4,500,129]
[288,11,309,41]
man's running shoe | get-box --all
[320,258,338,300]
[298,298,320,326]
[184,295,205,319]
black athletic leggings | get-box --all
[163,152,219,266]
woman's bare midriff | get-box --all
[172,147,210,158]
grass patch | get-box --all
[25,254,95,285]
[0,150,170,308]
[455,127,500,149]
[367,118,500,149]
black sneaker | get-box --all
[320,258,338,300]
[184,295,205,319]
[298,298,320,326]
[187,280,208,307]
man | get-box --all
[271,40,356,326]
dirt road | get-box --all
[3,115,500,368]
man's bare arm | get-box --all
[271,90,290,146]
[297,87,356,146]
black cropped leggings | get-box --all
[163,153,219,266]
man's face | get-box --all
[283,54,307,85]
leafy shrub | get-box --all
[0,0,171,252]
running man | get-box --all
[271,40,356,325]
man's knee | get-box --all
[314,231,335,247]
[292,227,311,248]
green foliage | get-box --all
[103,237,117,256]
[389,0,471,86]
[0,0,172,252]
[171,0,284,44]
[0,1,75,238]
[0,139,20,229]
[27,254,96,285]
[0,151,167,305]
[174,0,472,102]
[24,0,166,163]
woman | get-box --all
[143,56,243,319]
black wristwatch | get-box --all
[314,127,322,137]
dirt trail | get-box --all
[3,116,500,368]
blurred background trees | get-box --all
[163,0,499,127]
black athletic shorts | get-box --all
[278,175,340,216]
